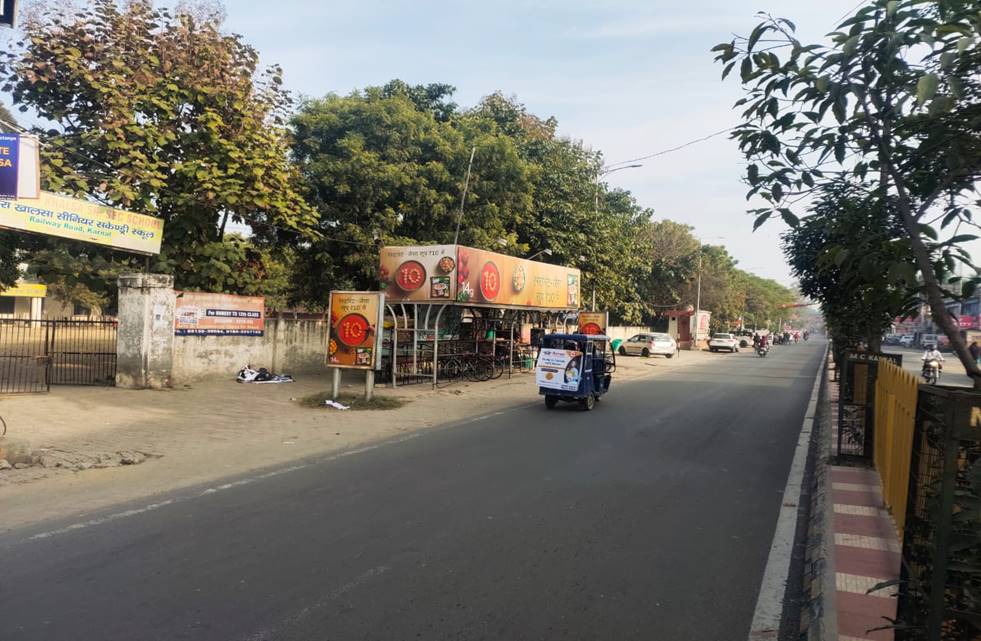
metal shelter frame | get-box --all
[382,302,577,389]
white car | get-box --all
[618,332,678,358]
[709,333,740,353]
[899,335,914,347]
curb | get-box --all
[799,353,838,640]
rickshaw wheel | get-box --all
[544,396,558,409]
[580,394,596,411]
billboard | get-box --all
[0,191,163,255]
[175,292,264,336]
[0,133,40,200]
[379,244,457,303]
[328,291,384,369]
[379,244,581,310]
[0,282,46,297]
[578,311,608,335]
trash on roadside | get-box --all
[236,365,295,384]
[323,400,350,410]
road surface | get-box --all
[0,341,826,641]
[883,347,972,387]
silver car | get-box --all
[618,332,678,358]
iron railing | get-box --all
[0,319,117,393]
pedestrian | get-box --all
[970,340,981,366]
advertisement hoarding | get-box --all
[0,191,163,255]
[379,244,581,310]
[0,282,46,297]
[577,311,608,335]
[536,348,583,392]
[328,291,385,369]
[175,292,264,336]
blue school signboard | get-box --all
[0,134,19,199]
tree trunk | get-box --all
[890,178,981,388]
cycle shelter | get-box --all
[377,244,584,389]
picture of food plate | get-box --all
[395,260,426,292]
[479,261,500,301]
[512,264,526,293]
[437,255,456,274]
[336,313,370,347]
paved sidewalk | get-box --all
[828,372,902,641]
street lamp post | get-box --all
[595,164,642,214]
[526,248,553,261]
[692,236,726,345]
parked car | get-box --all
[708,333,740,353]
[732,330,754,348]
[899,335,914,348]
[618,332,678,358]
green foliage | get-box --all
[716,0,981,375]
[0,0,315,296]
[783,182,920,350]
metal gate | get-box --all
[0,319,117,393]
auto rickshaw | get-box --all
[536,333,616,410]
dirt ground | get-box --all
[0,349,717,531]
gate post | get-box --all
[116,273,175,389]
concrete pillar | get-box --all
[116,273,175,389]
[29,297,42,320]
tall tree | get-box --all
[714,0,981,384]
[0,0,315,301]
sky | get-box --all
[216,0,865,285]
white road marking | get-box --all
[22,406,534,544]
[748,344,828,640]
[242,565,391,641]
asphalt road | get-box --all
[883,346,973,387]
[0,341,826,641]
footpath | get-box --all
[0,349,715,531]
[802,358,902,641]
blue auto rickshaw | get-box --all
[537,333,616,410]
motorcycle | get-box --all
[921,359,942,385]
[756,345,768,358]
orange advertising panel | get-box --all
[578,312,608,335]
[175,292,264,336]
[379,244,457,303]
[378,245,581,310]
[328,291,385,369]
[455,246,580,309]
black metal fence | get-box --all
[897,385,981,641]
[0,319,117,393]
[836,351,904,460]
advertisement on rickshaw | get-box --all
[328,291,385,369]
[578,312,608,335]
[536,348,583,392]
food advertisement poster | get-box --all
[578,312,608,335]
[379,245,581,310]
[328,291,385,369]
[0,191,164,254]
[175,292,265,336]
[536,348,583,392]
[379,245,457,303]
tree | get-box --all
[714,0,981,385]
[0,0,316,299]
[783,181,920,354]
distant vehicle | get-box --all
[920,333,939,348]
[884,334,902,346]
[899,335,914,348]
[709,333,740,353]
[618,332,678,358]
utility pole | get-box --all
[453,146,477,246]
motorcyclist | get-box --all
[921,345,944,370]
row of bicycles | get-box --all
[435,348,535,387]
